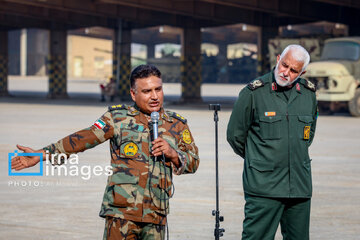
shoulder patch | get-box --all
[247,79,264,90]
[303,79,316,92]
[108,104,128,111]
[169,111,187,124]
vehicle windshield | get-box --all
[321,41,360,61]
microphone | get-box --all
[150,111,160,140]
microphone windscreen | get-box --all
[150,111,160,122]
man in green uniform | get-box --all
[11,65,200,240]
[227,45,317,240]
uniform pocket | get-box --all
[109,168,140,208]
[297,116,313,140]
[119,129,146,159]
[249,159,275,172]
[259,116,282,140]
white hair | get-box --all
[280,44,310,71]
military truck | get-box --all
[304,37,360,116]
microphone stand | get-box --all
[209,104,225,239]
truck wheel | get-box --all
[349,88,360,117]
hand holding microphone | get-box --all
[150,112,179,167]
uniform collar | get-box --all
[127,105,139,116]
[270,69,302,94]
[270,69,303,104]
[270,69,277,94]
[162,110,173,122]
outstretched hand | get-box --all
[11,144,44,171]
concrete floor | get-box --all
[1,79,360,239]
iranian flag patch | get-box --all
[93,119,106,130]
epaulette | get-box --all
[247,79,264,90]
[108,104,128,111]
[168,111,187,124]
[302,79,316,92]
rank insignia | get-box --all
[176,113,185,121]
[93,119,106,130]
[304,79,316,92]
[272,82,277,91]
[182,129,192,144]
[304,126,310,140]
[124,142,138,157]
[112,104,122,108]
[109,104,128,111]
[265,112,276,117]
[248,79,264,90]
[171,112,187,124]
[296,83,301,91]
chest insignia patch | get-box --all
[182,129,192,144]
[265,112,276,117]
[124,142,138,157]
[304,126,311,140]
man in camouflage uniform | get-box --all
[11,64,200,239]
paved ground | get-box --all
[1,78,360,239]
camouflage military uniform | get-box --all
[43,104,199,239]
[103,217,165,240]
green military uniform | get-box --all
[43,104,200,239]
[227,70,317,240]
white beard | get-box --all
[274,62,300,87]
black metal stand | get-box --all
[209,104,225,239]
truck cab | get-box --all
[304,37,360,116]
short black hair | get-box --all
[130,64,161,89]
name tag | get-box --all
[264,112,276,117]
